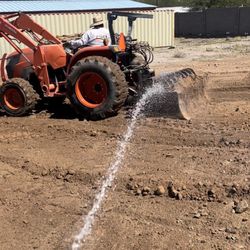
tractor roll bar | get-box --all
[107,12,153,45]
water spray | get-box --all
[71,69,203,249]
[71,82,166,250]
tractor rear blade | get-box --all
[152,68,206,120]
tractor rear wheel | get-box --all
[67,56,128,120]
[0,78,40,116]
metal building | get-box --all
[0,0,174,57]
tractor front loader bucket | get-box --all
[151,68,206,120]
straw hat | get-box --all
[90,15,104,28]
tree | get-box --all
[192,0,250,8]
[136,0,250,7]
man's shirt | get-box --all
[70,27,111,49]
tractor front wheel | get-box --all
[0,78,39,116]
[67,56,128,120]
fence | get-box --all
[175,7,250,37]
[0,9,174,58]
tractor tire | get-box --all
[0,78,40,116]
[67,56,128,120]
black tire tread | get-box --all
[0,78,40,116]
[67,56,128,120]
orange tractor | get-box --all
[0,12,202,120]
[0,12,157,119]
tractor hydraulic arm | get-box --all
[0,15,37,51]
[0,13,65,91]
[10,13,61,44]
[0,12,61,54]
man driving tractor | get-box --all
[67,15,111,49]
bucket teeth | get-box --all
[173,68,196,79]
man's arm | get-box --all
[70,32,89,49]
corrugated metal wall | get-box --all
[0,10,174,57]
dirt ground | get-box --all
[0,37,249,250]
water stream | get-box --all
[72,81,169,250]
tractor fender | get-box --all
[67,46,114,74]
